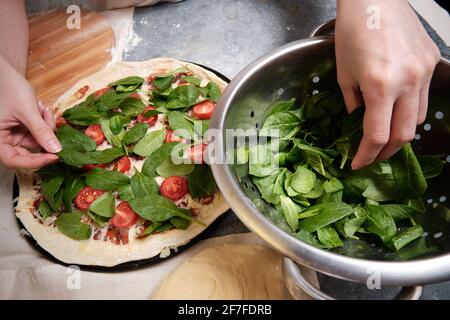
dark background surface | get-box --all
[26,0,450,299]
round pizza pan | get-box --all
[13,62,231,272]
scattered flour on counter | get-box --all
[124,20,143,57]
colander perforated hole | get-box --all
[244,182,249,189]
[250,110,255,118]
[312,89,319,95]
[255,121,261,129]
[312,76,320,83]
[251,186,256,192]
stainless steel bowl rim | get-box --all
[211,36,450,286]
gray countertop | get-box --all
[26,0,450,300]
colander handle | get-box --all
[309,19,336,38]
[283,258,423,300]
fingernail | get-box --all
[351,162,361,170]
[48,140,62,153]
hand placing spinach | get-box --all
[33,68,222,245]
[247,92,446,255]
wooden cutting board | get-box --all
[26,9,115,106]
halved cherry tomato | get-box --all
[93,87,111,98]
[137,106,158,126]
[75,85,89,99]
[114,156,131,173]
[75,186,105,211]
[56,117,68,128]
[85,124,106,145]
[83,163,107,171]
[147,74,156,83]
[190,144,208,164]
[110,202,139,228]
[160,176,188,201]
[165,129,186,144]
[192,101,215,120]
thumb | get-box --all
[19,102,62,153]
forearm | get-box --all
[0,0,28,75]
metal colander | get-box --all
[211,20,450,296]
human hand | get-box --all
[335,0,441,169]
[0,56,61,169]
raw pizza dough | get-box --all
[151,244,292,300]
[15,58,229,267]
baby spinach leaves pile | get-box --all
[35,72,218,240]
[247,91,446,253]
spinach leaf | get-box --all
[62,103,101,125]
[55,213,91,240]
[166,85,201,110]
[260,112,301,139]
[417,155,446,179]
[85,168,130,191]
[122,123,149,145]
[181,75,201,86]
[202,81,221,102]
[129,194,192,222]
[390,143,427,198]
[290,166,316,194]
[89,192,115,217]
[57,125,96,152]
[133,129,166,157]
[109,115,123,135]
[108,76,144,92]
[317,225,343,248]
[381,204,421,221]
[156,158,195,177]
[298,202,354,233]
[41,176,65,210]
[303,178,324,199]
[130,170,159,197]
[141,142,180,176]
[96,91,130,112]
[363,205,397,243]
[119,97,146,117]
[248,144,278,177]
[62,177,85,212]
[170,216,192,230]
[58,149,94,167]
[91,147,125,163]
[254,171,282,205]
[153,75,175,92]
[36,163,75,180]
[87,211,109,226]
[389,225,423,251]
[167,111,194,140]
[58,147,125,167]
[38,200,54,219]
[280,195,299,232]
[343,216,366,238]
[265,98,296,119]
[296,229,326,248]
[188,165,216,198]
[118,184,134,201]
[296,143,334,178]
[142,222,163,235]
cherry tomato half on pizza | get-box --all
[110,202,139,228]
[160,176,188,201]
[75,187,105,211]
